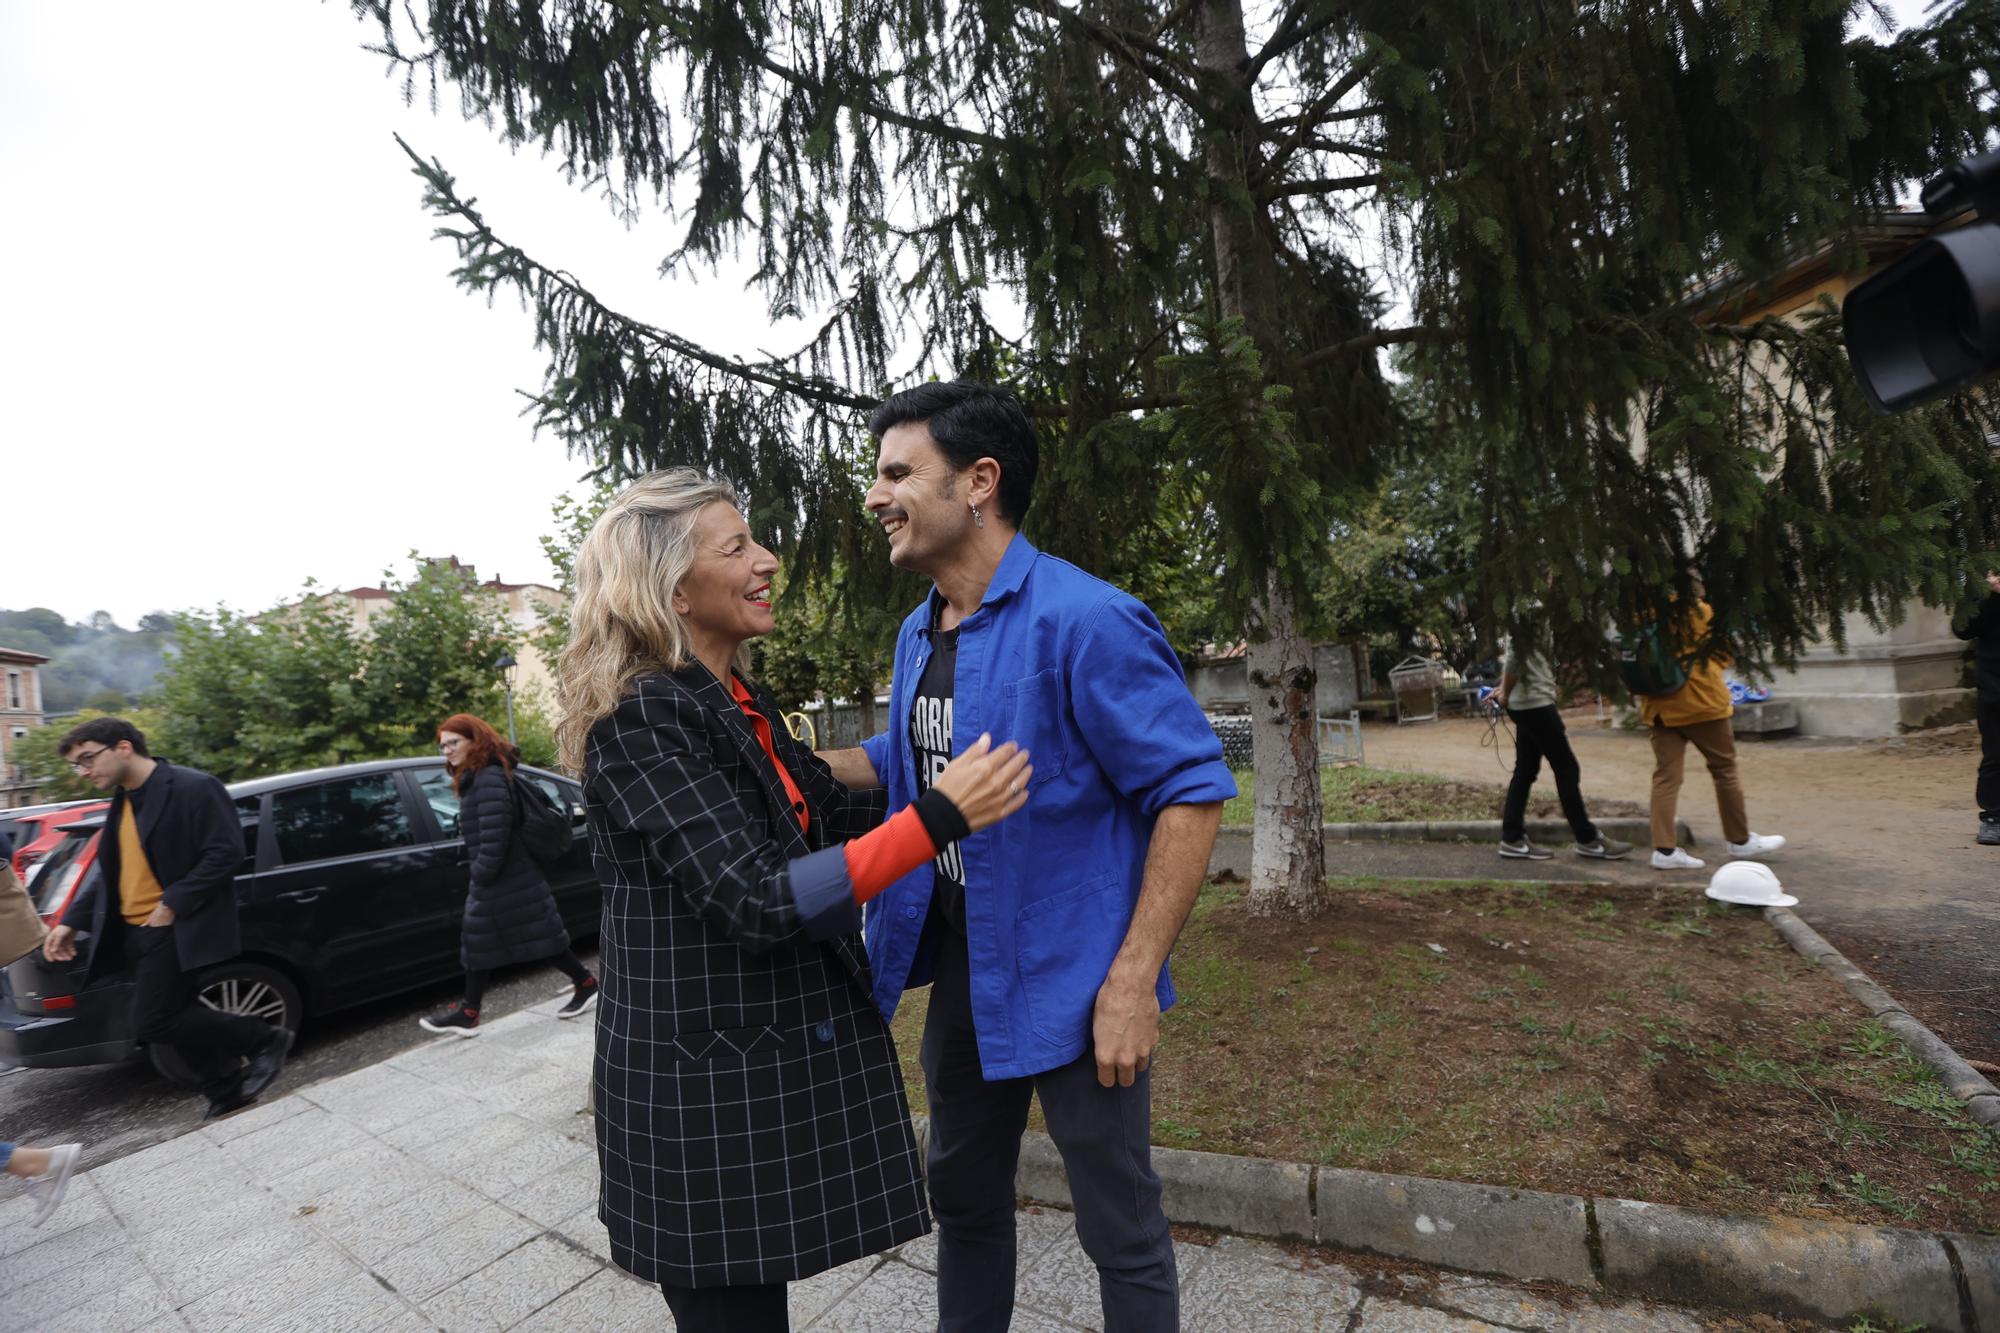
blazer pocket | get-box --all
[666,1023,789,1065]
[998,670,1067,789]
[1014,873,1124,1045]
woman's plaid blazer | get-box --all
[583,663,929,1288]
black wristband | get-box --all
[913,788,971,850]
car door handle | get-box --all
[279,889,325,904]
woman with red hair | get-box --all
[420,712,598,1036]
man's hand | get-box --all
[144,903,175,928]
[1091,971,1161,1088]
[816,746,883,791]
[43,925,76,962]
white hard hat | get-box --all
[1705,861,1797,908]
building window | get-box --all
[6,671,19,709]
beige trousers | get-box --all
[1648,717,1750,851]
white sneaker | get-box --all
[25,1143,81,1227]
[1727,833,1786,859]
[1651,848,1706,870]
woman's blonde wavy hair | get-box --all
[555,468,751,773]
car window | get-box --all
[525,773,584,821]
[414,768,461,838]
[235,796,262,870]
[269,774,416,866]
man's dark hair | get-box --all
[57,716,150,758]
[868,379,1040,526]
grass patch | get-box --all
[889,878,2000,1235]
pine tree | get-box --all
[352,0,2000,916]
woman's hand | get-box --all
[931,733,1032,833]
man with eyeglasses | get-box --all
[43,718,289,1120]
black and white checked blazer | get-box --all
[584,663,929,1288]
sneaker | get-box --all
[1575,837,1633,860]
[419,1001,481,1038]
[1498,839,1554,860]
[1979,820,2000,846]
[1651,848,1706,870]
[1726,833,1786,859]
[24,1144,80,1227]
[557,977,599,1020]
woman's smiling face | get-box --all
[676,501,780,650]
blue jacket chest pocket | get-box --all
[997,669,1067,790]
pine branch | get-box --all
[1263,172,1385,199]
[1293,326,1452,370]
[1252,55,1381,184]
[747,52,1013,153]
[395,136,877,414]
[1248,1,1356,82]
[1015,0,1213,115]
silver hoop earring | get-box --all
[971,506,985,528]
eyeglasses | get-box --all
[66,747,113,772]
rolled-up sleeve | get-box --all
[1069,595,1237,816]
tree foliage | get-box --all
[351,0,2000,910]
[149,562,518,782]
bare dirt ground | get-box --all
[1359,715,2000,1064]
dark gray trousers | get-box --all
[920,924,1176,1332]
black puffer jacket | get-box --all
[458,762,570,971]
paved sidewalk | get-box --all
[1,1000,1752,1331]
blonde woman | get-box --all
[559,469,1030,1331]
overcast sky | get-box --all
[0,1,1940,628]
[0,1,801,626]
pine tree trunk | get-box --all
[1199,0,1328,917]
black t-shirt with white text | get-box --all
[910,613,967,932]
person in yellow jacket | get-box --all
[1639,592,1787,870]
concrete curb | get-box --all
[1214,816,1693,849]
[940,1119,1998,1331]
[1763,905,2000,1130]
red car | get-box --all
[3,801,108,888]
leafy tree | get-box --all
[137,612,176,634]
[149,562,518,781]
[355,0,2000,916]
[8,709,163,803]
[529,483,619,668]
[361,556,519,754]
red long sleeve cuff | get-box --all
[842,805,938,903]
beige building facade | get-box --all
[1696,212,1984,736]
[1,647,50,809]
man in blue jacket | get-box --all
[819,380,1234,1332]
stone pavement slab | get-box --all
[0,995,1785,1331]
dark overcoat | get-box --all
[458,762,570,972]
[584,664,927,1288]
[61,759,244,979]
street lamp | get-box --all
[495,652,518,745]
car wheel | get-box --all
[148,962,303,1088]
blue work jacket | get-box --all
[860,534,1236,1080]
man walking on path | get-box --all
[819,380,1235,1332]
[43,719,289,1120]
[1493,627,1631,862]
[1638,591,1786,870]
[1952,570,2000,846]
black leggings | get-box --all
[661,1281,787,1331]
[463,950,591,1012]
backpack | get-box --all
[1617,623,1688,698]
[511,774,575,869]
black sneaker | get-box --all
[1498,839,1554,860]
[1979,820,2000,846]
[419,1001,481,1038]
[557,977,599,1020]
